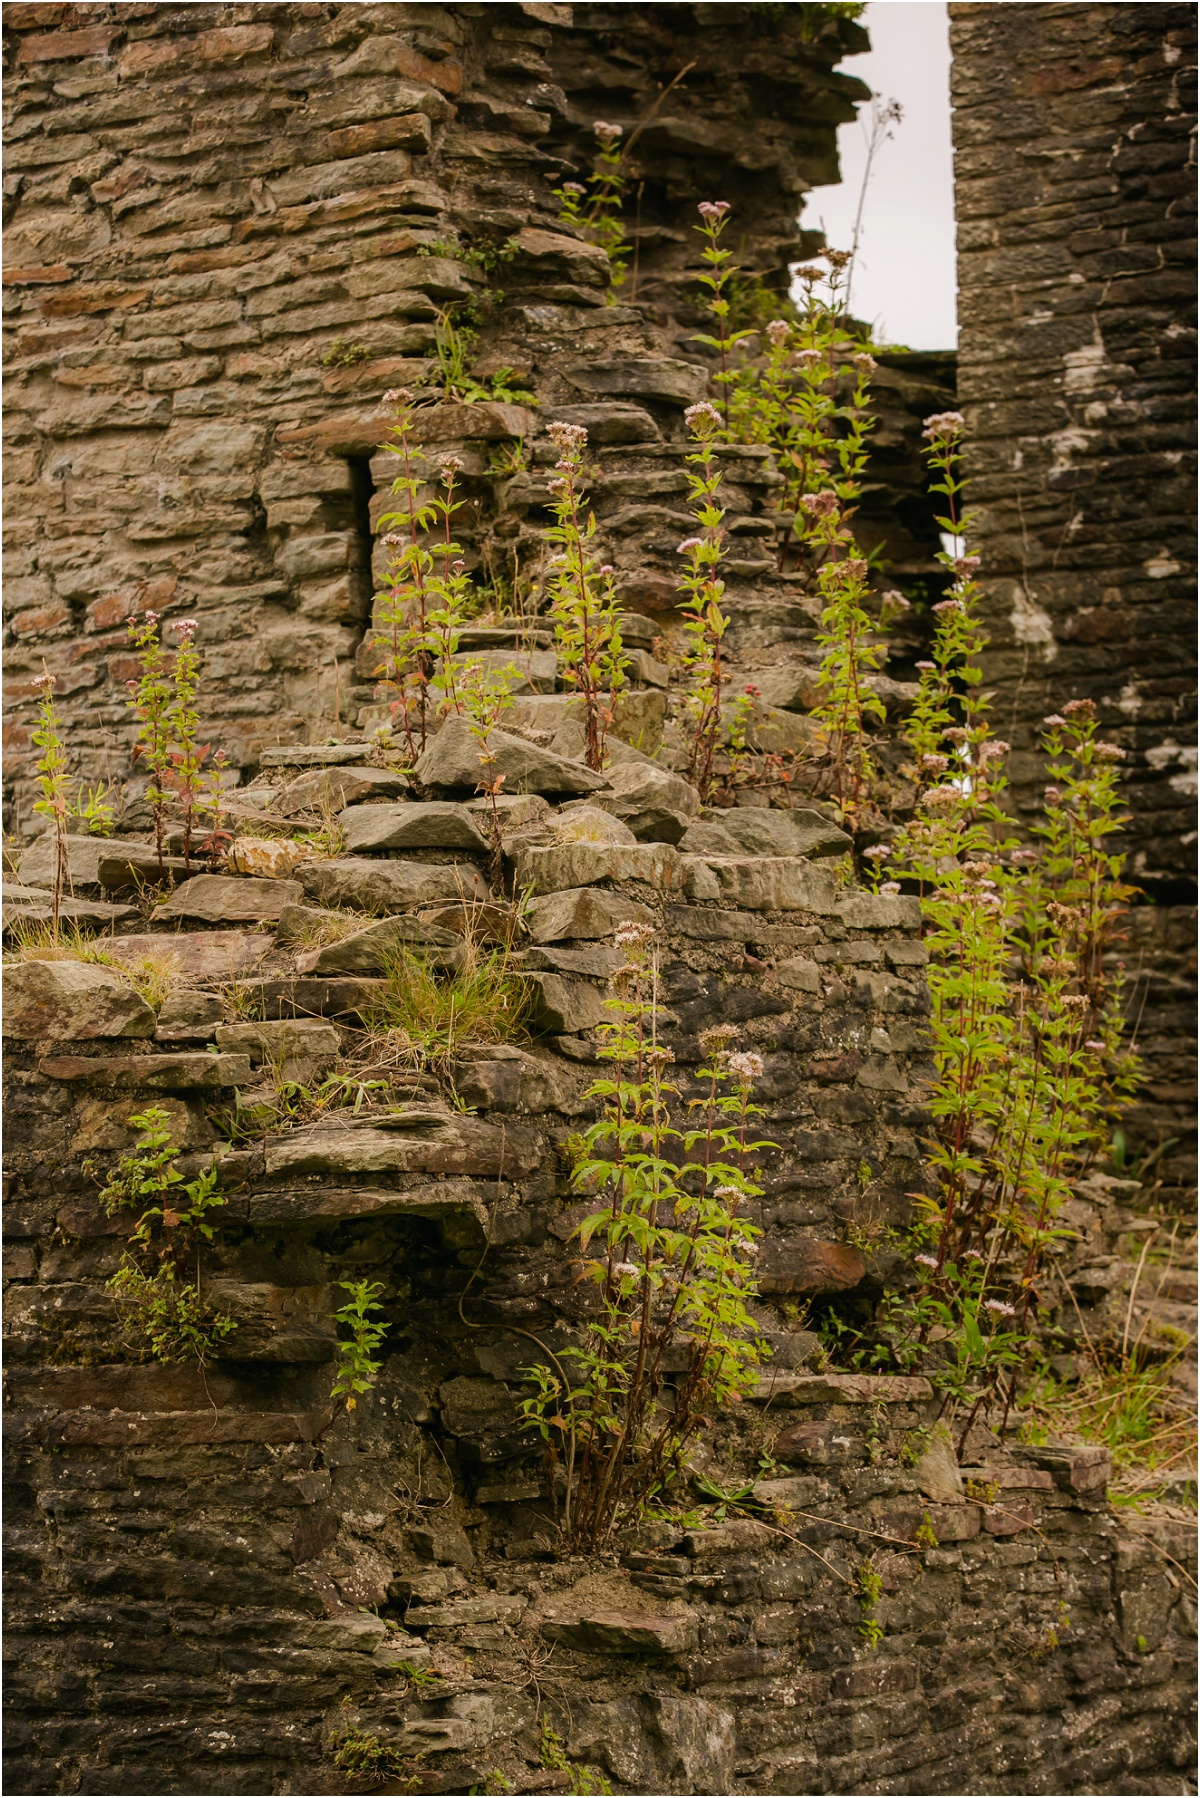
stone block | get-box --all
[525,887,654,943]
[293,912,460,975]
[277,765,411,816]
[415,715,606,797]
[154,989,223,1040]
[339,800,488,853]
[835,893,923,931]
[751,1372,932,1404]
[594,762,701,845]
[158,875,304,924]
[3,959,156,1040]
[564,357,708,406]
[17,834,156,893]
[406,1594,526,1628]
[776,956,821,993]
[298,857,487,913]
[679,808,850,860]
[757,1238,866,1294]
[213,1020,340,1071]
[101,931,271,981]
[682,856,838,913]
[911,1425,964,1502]
[542,1610,699,1654]
[525,971,605,1034]
[512,842,680,894]
[225,838,312,880]
[262,1119,541,1179]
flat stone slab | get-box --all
[298,857,487,913]
[679,807,850,860]
[749,1372,933,1405]
[339,800,488,854]
[262,1121,542,1179]
[17,833,155,892]
[277,765,410,816]
[757,1238,866,1295]
[406,1595,527,1628]
[213,1020,340,1063]
[231,1177,491,1232]
[2,959,156,1040]
[682,856,838,913]
[36,1051,252,1090]
[95,849,192,887]
[260,744,374,768]
[101,931,272,980]
[157,874,304,923]
[2,884,139,927]
[239,977,389,1021]
[541,1610,699,1654]
[511,842,681,894]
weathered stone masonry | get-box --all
[950,1,1198,1204]
[2,5,1197,1796]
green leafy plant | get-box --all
[320,337,371,367]
[692,200,757,430]
[859,412,1142,1443]
[544,420,629,770]
[856,1557,884,1649]
[555,121,629,294]
[97,1107,232,1366]
[125,611,226,873]
[675,400,730,799]
[30,670,71,939]
[422,308,537,405]
[126,610,173,876]
[331,1279,389,1412]
[519,922,771,1549]
[331,1724,406,1775]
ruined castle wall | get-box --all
[949,1,1198,1201]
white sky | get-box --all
[801,0,958,350]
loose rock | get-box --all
[3,959,156,1040]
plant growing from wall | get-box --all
[331,1279,389,1412]
[675,400,730,800]
[126,610,174,877]
[692,201,757,429]
[857,412,1141,1443]
[30,670,71,940]
[544,421,629,770]
[96,1107,234,1366]
[519,922,770,1548]
[554,121,630,294]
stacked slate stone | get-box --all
[4,727,1196,1796]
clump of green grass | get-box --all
[359,931,533,1078]
[1024,1347,1197,1503]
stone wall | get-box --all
[4,818,1196,1797]
[3,5,1197,1796]
[949,1,1198,1203]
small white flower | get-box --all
[726,1051,764,1081]
[915,1253,938,1268]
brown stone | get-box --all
[757,1239,866,1294]
[2,959,156,1040]
[157,875,303,924]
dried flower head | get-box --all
[862,843,890,860]
[977,739,1010,764]
[561,181,586,195]
[1063,698,1096,719]
[614,919,656,947]
[1011,847,1038,864]
[594,119,623,140]
[852,351,877,374]
[699,1024,739,1050]
[825,247,852,270]
[919,752,950,774]
[382,387,414,408]
[31,671,54,691]
[548,419,588,453]
[1084,1038,1107,1053]
[794,347,823,370]
[922,410,965,439]
[800,489,840,518]
[1043,713,1067,728]
[1094,742,1127,762]
[439,454,464,479]
[931,598,961,616]
[1044,785,1062,805]
[983,1299,1015,1317]
[953,554,980,578]
[726,1051,764,1082]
